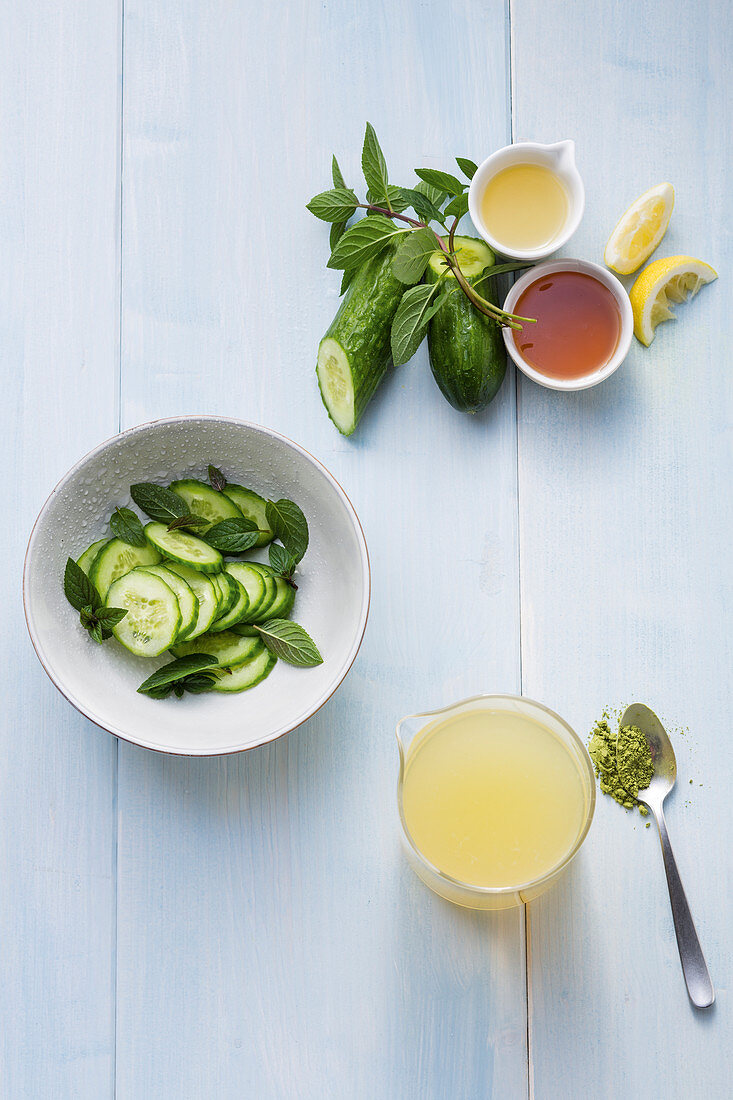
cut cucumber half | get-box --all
[90,538,162,599]
[169,479,242,533]
[224,562,267,619]
[245,563,278,622]
[162,562,218,640]
[209,579,250,632]
[316,243,404,435]
[266,575,296,619]
[140,565,198,641]
[427,235,494,280]
[222,485,274,547]
[107,568,181,657]
[170,630,261,669]
[144,521,223,573]
[210,644,277,693]
[77,538,109,577]
[211,572,238,617]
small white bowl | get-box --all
[468,140,585,261]
[501,259,633,392]
[23,416,370,756]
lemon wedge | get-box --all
[629,255,718,346]
[604,183,675,274]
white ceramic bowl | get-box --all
[468,140,585,261]
[502,259,634,392]
[23,416,370,755]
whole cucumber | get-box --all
[425,236,506,413]
[317,243,405,435]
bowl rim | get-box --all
[23,414,371,756]
[467,141,586,261]
[396,692,596,897]
[501,258,634,392]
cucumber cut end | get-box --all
[428,236,495,281]
[317,337,355,436]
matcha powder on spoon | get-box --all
[588,712,654,814]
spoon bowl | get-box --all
[619,704,714,1009]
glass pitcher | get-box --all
[396,693,596,911]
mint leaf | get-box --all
[182,672,220,694]
[400,187,445,226]
[265,499,308,563]
[255,620,323,667]
[444,192,469,222]
[390,283,445,366]
[367,184,409,213]
[137,654,219,696]
[414,168,464,197]
[330,220,348,250]
[96,606,128,628]
[167,513,209,531]
[456,157,478,180]
[307,187,359,223]
[208,464,227,492]
[110,506,146,547]
[269,542,298,581]
[64,557,104,612]
[331,154,346,189]
[204,517,259,553]
[415,178,448,207]
[361,122,390,207]
[327,215,406,273]
[392,228,438,284]
[130,483,188,524]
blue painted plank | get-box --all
[116,2,526,1097]
[0,2,122,1096]
[511,0,731,1096]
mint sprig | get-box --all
[137,654,220,699]
[265,498,308,563]
[64,558,127,644]
[130,482,188,524]
[255,620,323,667]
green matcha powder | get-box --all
[588,713,654,814]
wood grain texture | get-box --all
[511,0,731,1096]
[0,2,122,1096]
[116,2,527,1097]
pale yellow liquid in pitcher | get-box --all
[401,709,587,889]
[480,163,569,251]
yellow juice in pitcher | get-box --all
[480,163,569,251]
[401,707,588,889]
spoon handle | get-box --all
[653,805,714,1008]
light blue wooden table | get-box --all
[2,1,730,1096]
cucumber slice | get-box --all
[210,644,276,693]
[222,485,274,547]
[144,521,223,573]
[169,479,242,533]
[107,568,181,657]
[170,630,261,669]
[162,562,219,640]
[265,575,296,619]
[209,579,250,632]
[211,572,238,617]
[140,565,198,641]
[77,538,109,577]
[230,624,259,637]
[224,562,267,619]
[245,563,278,622]
[316,242,405,435]
[90,538,162,599]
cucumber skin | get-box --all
[425,249,506,413]
[318,242,405,435]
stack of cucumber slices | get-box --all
[68,472,320,697]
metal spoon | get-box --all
[619,703,714,1009]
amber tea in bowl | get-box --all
[502,259,633,391]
